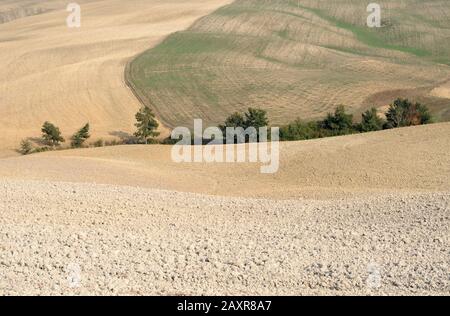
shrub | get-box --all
[417,104,433,124]
[92,139,104,148]
[161,136,179,145]
[280,119,325,141]
[104,139,123,146]
[33,146,51,153]
[19,139,33,155]
[41,121,64,147]
[71,123,90,148]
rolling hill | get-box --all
[0,1,449,295]
[0,0,231,157]
[127,0,450,130]
[1,122,449,199]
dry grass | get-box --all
[127,0,450,130]
[0,0,232,156]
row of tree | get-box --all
[218,98,432,143]
[20,122,91,155]
[19,106,160,155]
[279,98,432,141]
[19,99,432,154]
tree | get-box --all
[244,108,269,129]
[19,139,33,155]
[417,103,433,125]
[71,123,90,148]
[360,108,384,132]
[219,112,247,143]
[385,98,433,129]
[219,112,246,133]
[41,121,65,147]
[321,105,354,134]
[223,112,246,128]
[219,108,269,143]
[244,108,269,142]
[134,106,160,144]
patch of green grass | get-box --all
[214,5,257,16]
[149,31,234,56]
[295,3,431,57]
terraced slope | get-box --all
[127,0,450,129]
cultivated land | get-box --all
[1,123,450,199]
[0,1,449,295]
[0,0,232,156]
[0,123,449,295]
[1,181,448,295]
[127,0,450,130]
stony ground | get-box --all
[1,179,448,295]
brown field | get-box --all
[1,123,449,295]
[2,122,449,199]
[0,1,449,296]
[0,0,232,157]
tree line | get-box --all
[19,98,433,154]
[278,98,432,141]
[19,107,160,155]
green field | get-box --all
[126,0,450,129]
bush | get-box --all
[19,139,33,155]
[280,120,326,141]
[92,139,104,148]
[104,139,124,147]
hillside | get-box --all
[127,0,450,130]
[0,0,231,157]
[1,122,449,199]
[1,123,449,295]
[1,0,449,297]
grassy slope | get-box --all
[127,0,450,129]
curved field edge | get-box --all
[0,0,234,156]
[1,122,449,199]
[125,0,450,130]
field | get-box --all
[0,0,231,156]
[1,122,449,198]
[0,1,449,296]
[127,0,450,130]
[1,123,449,295]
